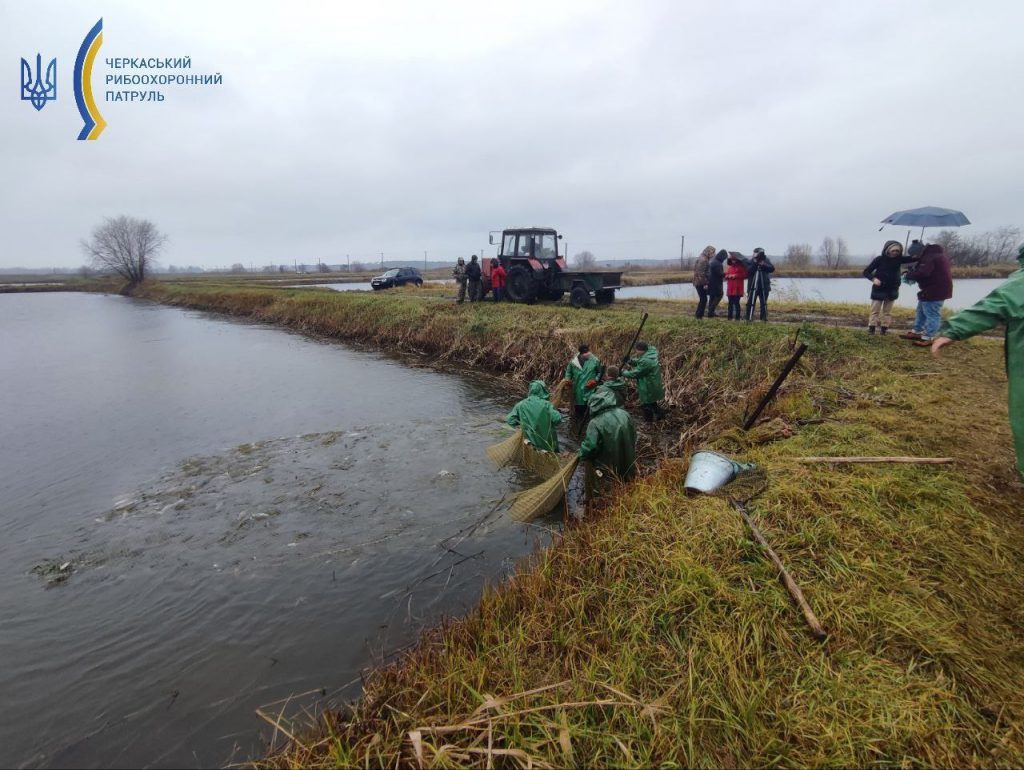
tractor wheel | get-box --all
[506,266,537,304]
[595,288,615,305]
[569,285,592,309]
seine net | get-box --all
[509,455,579,522]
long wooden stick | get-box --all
[732,501,827,642]
[796,456,954,464]
[743,343,807,430]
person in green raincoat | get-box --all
[506,380,563,452]
[577,388,637,480]
[931,245,1024,480]
[623,341,666,421]
[592,365,626,407]
[562,344,602,419]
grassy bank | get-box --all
[137,282,1023,767]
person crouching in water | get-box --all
[506,380,562,452]
[562,344,602,419]
[623,341,667,421]
[724,252,748,320]
[577,388,638,483]
[863,240,916,334]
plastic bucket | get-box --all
[684,450,740,495]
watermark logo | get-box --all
[74,18,106,140]
[20,53,57,110]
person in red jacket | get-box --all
[490,259,507,302]
[724,252,748,320]
[901,243,953,346]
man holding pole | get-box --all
[623,341,667,421]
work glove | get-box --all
[585,379,598,390]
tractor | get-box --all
[480,227,622,308]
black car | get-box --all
[371,267,423,290]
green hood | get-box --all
[586,388,619,417]
[528,380,550,399]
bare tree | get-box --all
[784,243,812,267]
[573,250,596,267]
[819,237,846,269]
[350,261,365,273]
[835,237,850,267]
[230,263,247,273]
[81,215,166,286]
[317,262,331,273]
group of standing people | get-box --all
[453,255,506,304]
[505,340,668,482]
[693,246,776,321]
[861,237,953,345]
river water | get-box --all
[0,293,549,768]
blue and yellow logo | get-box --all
[73,18,106,140]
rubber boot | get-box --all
[868,326,876,334]
[880,327,888,335]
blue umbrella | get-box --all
[880,206,971,242]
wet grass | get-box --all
[137,281,1024,767]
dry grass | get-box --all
[138,280,1024,768]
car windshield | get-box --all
[382,269,399,277]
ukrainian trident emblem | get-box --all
[21,53,57,111]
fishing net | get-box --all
[549,379,571,410]
[486,429,524,467]
[509,456,580,522]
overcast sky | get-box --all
[3,0,1023,269]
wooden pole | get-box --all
[796,456,954,464]
[743,343,807,430]
[732,501,827,641]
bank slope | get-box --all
[141,282,1024,767]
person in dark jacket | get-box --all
[745,248,775,321]
[707,250,727,318]
[862,240,917,334]
[693,245,714,318]
[466,255,482,302]
[902,243,953,345]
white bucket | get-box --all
[684,450,741,495]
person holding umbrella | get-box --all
[902,243,953,345]
[745,248,775,321]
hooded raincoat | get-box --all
[577,388,637,479]
[623,346,665,404]
[595,377,627,407]
[564,353,602,406]
[938,247,1024,478]
[863,240,916,301]
[506,380,563,452]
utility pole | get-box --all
[424,250,427,269]
[680,235,685,270]
[380,252,384,268]
[346,254,350,272]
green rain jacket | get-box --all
[595,377,627,407]
[564,353,602,406]
[506,380,563,452]
[623,346,665,404]
[577,389,637,479]
[939,251,1024,478]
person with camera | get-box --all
[745,248,775,321]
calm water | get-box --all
[0,293,548,768]
[618,277,1008,310]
